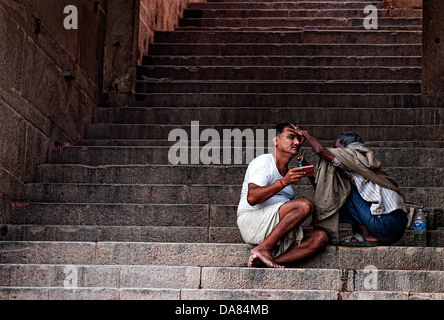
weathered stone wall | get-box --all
[0,0,207,224]
[0,0,107,223]
[103,0,206,101]
[138,0,207,64]
[422,0,444,105]
[384,0,423,8]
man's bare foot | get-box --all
[249,246,285,269]
[248,254,263,268]
[357,225,379,242]
[362,235,379,242]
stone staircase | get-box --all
[1,0,443,300]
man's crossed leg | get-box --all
[249,198,328,268]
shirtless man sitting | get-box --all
[236,123,328,268]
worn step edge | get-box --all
[46,146,444,167]
[7,201,443,226]
[181,289,438,301]
[4,207,444,229]
[116,95,425,108]
[84,125,442,141]
[21,184,444,208]
[0,264,201,289]
[33,165,443,187]
[71,139,444,148]
[2,287,442,300]
[176,26,423,31]
[2,225,444,245]
[1,242,443,269]
[1,264,443,292]
[0,225,210,243]
[148,43,422,56]
[153,30,422,44]
[200,267,444,292]
[136,81,423,93]
[190,1,385,8]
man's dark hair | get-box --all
[337,131,365,147]
[275,123,292,136]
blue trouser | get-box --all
[339,185,407,244]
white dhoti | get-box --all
[237,201,304,257]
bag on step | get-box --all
[404,203,424,230]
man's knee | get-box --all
[281,198,314,221]
[298,198,315,216]
[313,229,329,248]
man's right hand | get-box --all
[281,167,307,186]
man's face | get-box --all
[333,138,345,148]
[276,127,303,155]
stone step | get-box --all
[0,286,344,300]
[8,203,211,227]
[73,139,444,149]
[200,267,444,293]
[0,224,212,243]
[207,0,383,2]
[130,93,423,108]
[178,17,422,28]
[0,264,201,289]
[34,165,444,187]
[177,25,423,31]
[0,264,442,293]
[6,197,444,226]
[2,224,444,244]
[19,183,304,205]
[4,202,444,234]
[46,145,444,167]
[154,30,422,44]
[1,242,443,270]
[6,200,443,233]
[93,107,441,126]
[55,141,444,165]
[189,1,385,10]
[6,197,444,228]
[148,43,422,56]
[4,200,444,235]
[22,184,444,207]
[83,124,441,141]
[183,8,388,18]
[1,286,443,300]
[5,199,444,233]
[142,56,422,67]
[20,183,247,205]
[137,66,421,81]
[183,8,422,18]
[179,289,444,300]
